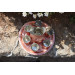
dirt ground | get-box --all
[0,12,75,62]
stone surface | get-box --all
[0,13,75,59]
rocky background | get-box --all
[0,12,75,62]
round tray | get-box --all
[19,21,55,55]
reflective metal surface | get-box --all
[47,29,55,35]
[43,39,50,47]
[23,34,31,43]
[35,20,42,26]
[31,43,39,51]
[25,25,34,32]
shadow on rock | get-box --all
[1,56,75,62]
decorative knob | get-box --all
[35,20,42,27]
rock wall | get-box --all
[0,13,75,61]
